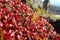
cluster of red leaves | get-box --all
[0,0,60,40]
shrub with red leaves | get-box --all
[0,0,59,40]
